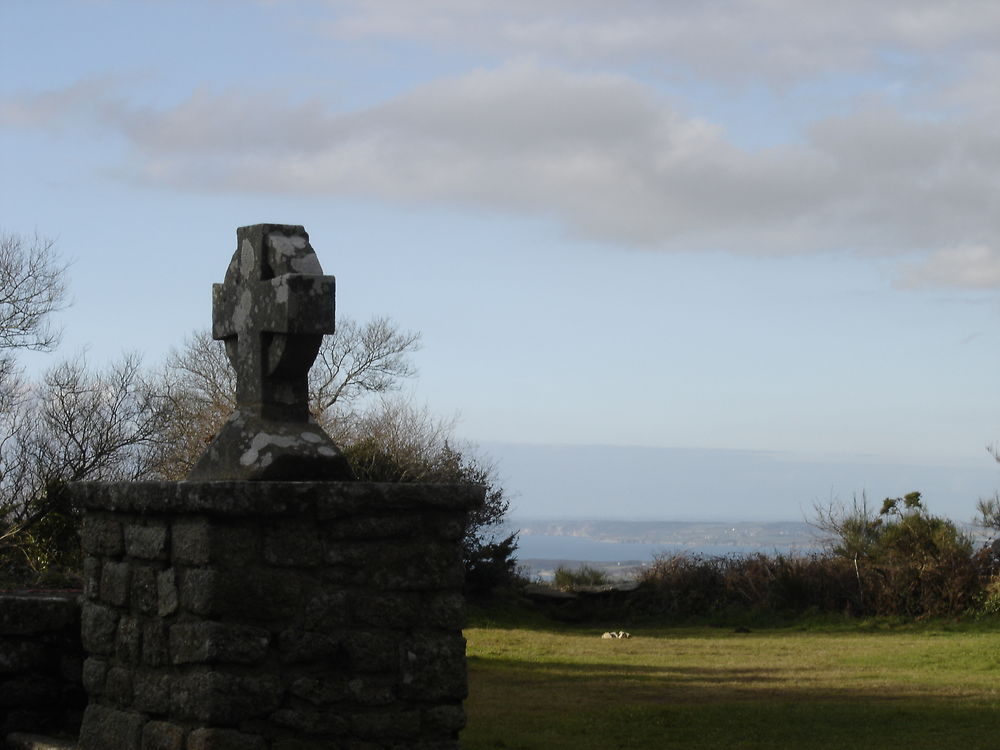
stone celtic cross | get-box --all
[189,224,353,481]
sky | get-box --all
[2,1,1000,522]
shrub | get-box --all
[633,552,862,619]
[633,554,725,616]
[553,564,610,589]
[465,534,519,597]
[813,492,983,617]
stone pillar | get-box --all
[72,480,483,750]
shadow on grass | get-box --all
[464,655,1000,750]
[469,655,790,686]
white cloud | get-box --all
[5,63,1000,271]
[322,0,1000,81]
[899,245,1000,289]
[0,76,129,130]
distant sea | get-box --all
[506,519,834,575]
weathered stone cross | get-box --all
[189,224,353,481]
[214,224,333,420]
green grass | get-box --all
[463,617,1000,749]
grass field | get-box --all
[463,615,1000,749]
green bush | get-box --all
[465,534,520,596]
[814,492,983,617]
[553,564,610,589]
[630,494,991,620]
[633,552,861,618]
[0,480,83,583]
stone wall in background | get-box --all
[0,592,85,739]
[72,480,483,750]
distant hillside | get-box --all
[512,519,821,551]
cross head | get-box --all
[213,224,335,422]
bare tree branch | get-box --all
[0,232,69,354]
[309,316,421,421]
[0,353,167,565]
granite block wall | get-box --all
[70,481,483,750]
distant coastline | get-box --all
[515,518,819,547]
[508,518,992,581]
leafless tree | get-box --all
[147,330,236,479]
[309,316,420,424]
[0,353,167,570]
[0,232,68,357]
[148,317,421,479]
[28,353,165,482]
[0,231,73,571]
[0,231,69,475]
